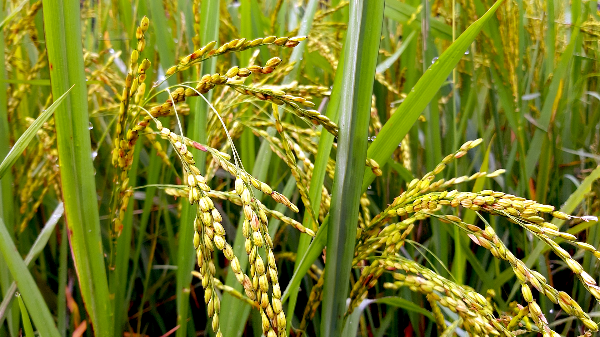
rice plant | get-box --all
[1,0,600,337]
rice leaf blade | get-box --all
[0,217,60,337]
[321,2,384,335]
[525,24,580,178]
[16,295,33,337]
[0,87,72,180]
[43,0,112,333]
[361,0,506,193]
[0,203,63,326]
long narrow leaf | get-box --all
[284,0,506,305]
[524,23,580,178]
[0,218,60,337]
[362,0,505,192]
[16,295,34,337]
[286,8,347,332]
[0,4,17,333]
[0,0,28,30]
[376,31,416,74]
[0,86,73,180]
[0,203,64,325]
[384,0,452,40]
[42,0,112,334]
[342,297,436,336]
[321,2,384,336]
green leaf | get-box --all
[0,79,51,86]
[342,297,436,336]
[0,203,64,326]
[375,31,416,74]
[285,12,348,333]
[321,2,384,336]
[384,0,452,40]
[282,214,328,303]
[341,299,373,337]
[0,0,28,30]
[43,0,112,334]
[148,0,176,71]
[110,142,141,336]
[362,0,506,193]
[388,160,415,183]
[0,86,73,180]
[283,0,507,307]
[374,297,436,321]
[0,4,16,334]
[524,20,580,178]
[17,294,34,337]
[0,217,60,337]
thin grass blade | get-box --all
[321,2,384,336]
[284,0,507,305]
[0,86,73,180]
[375,31,416,74]
[0,203,63,325]
[0,0,28,30]
[362,0,505,192]
[342,297,435,336]
[42,0,112,333]
[0,218,60,337]
[0,4,17,334]
[524,23,580,178]
[16,295,33,337]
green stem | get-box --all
[42,0,112,334]
[0,3,18,335]
[320,2,384,335]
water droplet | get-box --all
[88,122,93,130]
[91,151,98,160]
[464,50,470,55]
[431,57,439,64]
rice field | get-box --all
[1,0,600,336]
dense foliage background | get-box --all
[1,0,600,336]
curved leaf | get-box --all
[342,297,436,337]
[0,217,60,337]
[0,86,73,180]
[283,0,507,308]
[362,0,506,192]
